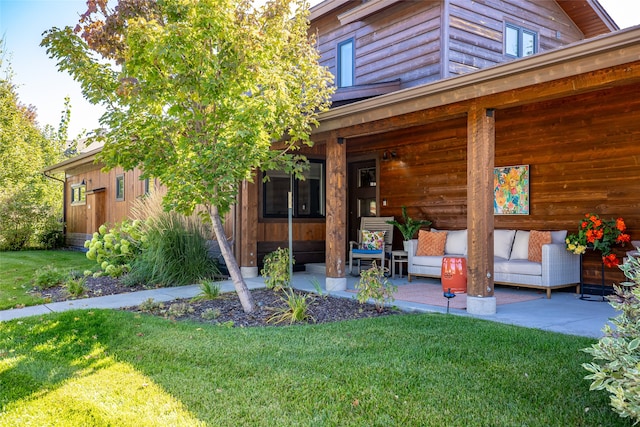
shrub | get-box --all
[261,247,294,291]
[267,288,314,325]
[33,265,67,289]
[84,220,144,277]
[355,261,397,312]
[124,192,219,287]
[65,277,87,297]
[583,254,640,423]
[37,216,65,249]
[192,279,221,301]
[201,308,221,320]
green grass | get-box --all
[0,250,96,310]
[0,310,629,426]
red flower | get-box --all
[616,233,631,244]
[603,253,620,268]
[616,218,626,232]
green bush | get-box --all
[32,265,67,289]
[65,276,87,297]
[355,261,397,312]
[37,217,65,249]
[267,288,314,325]
[583,254,640,423]
[261,247,294,291]
[125,211,219,287]
[84,220,145,277]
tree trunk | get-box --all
[209,205,255,313]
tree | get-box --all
[42,0,334,312]
[0,48,69,250]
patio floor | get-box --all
[290,268,618,338]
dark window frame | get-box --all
[115,174,125,201]
[337,38,355,88]
[504,23,538,58]
[262,160,326,219]
[70,183,86,205]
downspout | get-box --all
[440,0,450,79]
[43,170,67,238]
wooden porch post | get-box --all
[325,134,347,290]
[238,176,259,278]
[466,103,496,315]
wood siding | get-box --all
[311,0,587,94]
[346,83,640,286]
[311,1,443,90]
[448,0,585,76]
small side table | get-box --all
[392,250,408,278]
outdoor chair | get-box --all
[349,216,394,275]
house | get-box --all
[46,0,640,314]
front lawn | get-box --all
[0,310,627,426]
[0,250,95,310]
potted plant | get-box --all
[387,206,432,251]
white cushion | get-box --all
[412,255,445,267]
[494,259,542,275]
[494,229,516,260]
[550,230,567,244]
[510,230,530,260]
[445,229,467,255]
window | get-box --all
[263,160,325,218]
[115,174,125,201]
[337,38,354,88]
[71,183,86,205]
[144,177,155,195]
[505,23,537,58]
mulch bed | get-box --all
[32,276,401,327]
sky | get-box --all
[0,0,638,138]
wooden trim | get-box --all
[239,178,258,270]
[338,0,402,25]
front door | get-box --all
[348,160,377,244]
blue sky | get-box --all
[0,0,638,138]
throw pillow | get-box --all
[361,230,386,250]
[528,230,552,263]
[510,230,530,260]
[416,230,447,256]
[494,229,516,259]
[444,229,467,255]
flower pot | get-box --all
[403,240,410,252]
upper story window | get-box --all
[263,160,325,219]
[337,38,354,88]
[71,183,86,205]
[115,174,125,201]
[505,23,537,58]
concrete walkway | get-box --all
[1,272,618,338]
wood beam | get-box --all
[466,103,495,300]
[238,176,259,276]
[325,133,347,285]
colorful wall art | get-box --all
[494,165,529,215]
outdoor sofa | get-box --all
[406,229,581,298]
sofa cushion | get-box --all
[551,230,567,244]
[417,230,447,256]
[445,229,467,255]
[412,255,445,267]
[510,230,530,260]
[361,230,386,250]
[494,259,542,275]
[494,229,516,259]
[528,230,552,263]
